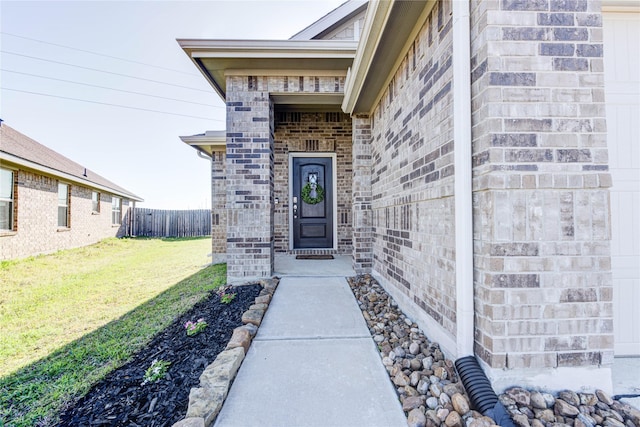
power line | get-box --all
[1,32,200,77]
[2,87,224,121]
[1,68,224,108]
[1,51,211,93]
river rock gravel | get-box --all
[500,387,640,427]
[348,274,639,427]
[348,275,495,427]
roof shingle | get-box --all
[0,122,142,201]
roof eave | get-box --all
[178,39,358,100]
[0,152,144,202]
[342,0,433,115]
[180,132,226,157]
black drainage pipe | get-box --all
[455,356,516,427]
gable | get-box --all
[290,0,367,41]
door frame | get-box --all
[288,152,338,251]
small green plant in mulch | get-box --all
[217,285,237,304]
[142,359,171,385]
[184,318,208,337]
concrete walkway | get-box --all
[213,272,406,426]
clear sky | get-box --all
[0,0,346,209]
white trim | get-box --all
[359,4,434,116]
[180,131,226,155]
[288,153,338,251]
[0,152,143,201]
[342,1,434,114]
[342,0,393,114]
[452,0,475,358]
[179,39,356,99]
[178,39,359,55]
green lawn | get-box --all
[0,237,226,426]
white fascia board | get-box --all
[342,0,393,114]
[178,39,358,57]
[178,39,357,100]
[180,132,226,153]
[0,153,143,202]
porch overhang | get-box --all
[177,39,358,103]
[180,130,226,157]
[342,0,435,115]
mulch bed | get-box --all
[56,284,261,427]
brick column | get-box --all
[225,87,274,281]
[211,151,226,264]
[470,0,612,387]
[352,114,372,274]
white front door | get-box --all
[604,11,640,356]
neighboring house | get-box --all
[0,121,143,260]
[179,0,639,392]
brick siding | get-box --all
[369,1,458,339]
[211,151,226,263]
[224,75,350,280]
[1,169,130,260]
[470,0,613,369]
[273,112,353,255]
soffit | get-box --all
[180,131,226,156]
[178,39,358,100]
[343,0,433,114]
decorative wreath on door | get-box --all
[301,173,325,205]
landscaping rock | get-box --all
[444,410,462,427]
[186,387,225,426]
[241,308,264,326]
[555,398,580,417]
[451,393,470,415]
[403,396,426,412]
[597,389,615,406]
[239,323,258,337]
[349,274,639,427]
[408,408,427,427]
[506,387,531,407]
[393,372,410,387]
[172,417,205,427]
[530,391,548,409]
[559,390,580,407]
[255,294,271,305]
[225,327,252,353]
[199,347,244,390]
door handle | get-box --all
[293,203,298,218]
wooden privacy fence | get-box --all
[126,208,212,238]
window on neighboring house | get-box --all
[112,197,121,225]
[92,191,100,213]
[58,182,69,227]
[0,168,14,231]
